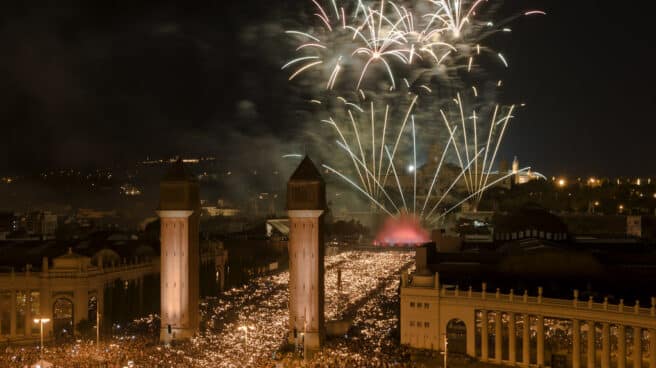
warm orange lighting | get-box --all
[557,178,566,187]
[594,201,600,206]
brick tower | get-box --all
[157,158,200,343]
[287,156,326,352]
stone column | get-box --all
[10,289,16,337]
[97,287,105,333]
[588,321,596,368]
[573,319,581,368]
[537,315,545,367]
[481,310,489,362]
[40,284,52,339]
[509,312,516,365]
[635,327,642,368]
[619,325,627,368]
[495,312,503,362]
[523,314,530,366]
[649,329,656,368]
[602,322,611,368]
[24,291,32,337]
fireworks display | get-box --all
[284,0,545,90]
[320,90,529,225]
[284,0,544,226]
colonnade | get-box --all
[3,289,37,338]
[479,309,656,368]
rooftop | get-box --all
[289,156,323,183]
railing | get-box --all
[0,260,157,281]
[435,287,656,319]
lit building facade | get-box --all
[400,272,656,368]
[0,250,157,344]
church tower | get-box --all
[157,158,200,343]
[287,156,326,352]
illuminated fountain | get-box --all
[373,214,430,247]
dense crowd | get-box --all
[2,336,158,368]
[1,251,418,368]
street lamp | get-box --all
[443,334,448,368]
[96,312,101,353]
[33,317,50,360]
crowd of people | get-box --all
[2,336,154,368]
[0,251,423,367]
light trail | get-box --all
[423,147,484,220]
[420,125,458,216]
[323,164,393,216]
[432,167,531,222]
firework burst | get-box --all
[283,0,411,90]
[285,0,544,92]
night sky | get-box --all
[1,1,654,176]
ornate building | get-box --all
[0,244,159,344]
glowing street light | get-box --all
[96,312,101,353]
[557,178,566,188]
[441,334,449,368]
[33,317,50,360]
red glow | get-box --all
[373,215,430,247]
